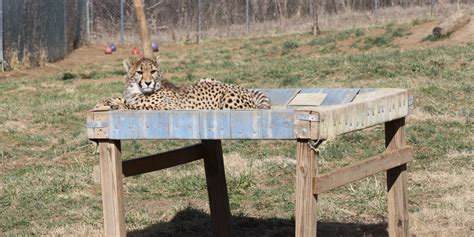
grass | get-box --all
[422,33,452,42]
[306,28,365,47]
[0,23,473,236]
[362,24,411,50]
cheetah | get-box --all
[95,56,271,110]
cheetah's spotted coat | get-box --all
[95,56,271,110]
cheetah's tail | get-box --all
[251,89,271,109]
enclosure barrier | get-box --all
[90,0,471,43]
[2,0,88,68]
[87,87,414,236]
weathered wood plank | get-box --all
[313,146,413,194]
[201,140,232,236]
[386,118,409,237]
[295,139,318,237]
[306,88,409,140]
[352,88,394,102]
[357,88,377,94]
[293,110,316,139]
[99,140,126,237]
[122,143,204,177]
[87,112,109,139]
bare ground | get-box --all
[1,19,472,81]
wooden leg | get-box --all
[295,139,318,237]
[385,118,409,237]
[201,140,232,237]
[99,140,126,237]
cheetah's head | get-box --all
[123,56,162,95]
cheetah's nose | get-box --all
[144,81,152,86]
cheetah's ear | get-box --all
[123,59,132,73]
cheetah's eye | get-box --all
[151,70,157,74]
[136,71,143,75]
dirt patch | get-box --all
[0,42,198,80]
[394,18,474,49]
[297,19,473,56]
[71,76,123,85]
[0,20,472,81]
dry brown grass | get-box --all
[409,108,471,123]
[93,3,473,43]
[410,167,473,236]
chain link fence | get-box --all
[1,0,471,69]
[89,0,473,44]
[1,0,88,69]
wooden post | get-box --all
[98,140,126,237]
[310,0,321,35]
[132,0,153,58]
[385,118,409,237]
[295,139,318,237]
[201,140,232,237]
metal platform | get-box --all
[87,88,413,140]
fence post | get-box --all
[120,0,125,44]
[86,0,90,42]
[197,0,202,44]
[89,0,94,42]
[373,0,379,17]
[245,0,250,33]
[430,0,434,18]
[310,0,320,35]
[0,0,3,71]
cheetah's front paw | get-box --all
[93,98,125,111]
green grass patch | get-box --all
[362,23,411,49]
[422,33,452,42]
[308,28,364,47]
[307,38,333,46]
[282,40,299,50]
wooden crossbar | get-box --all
[122,143,204,177]
[313,146,413,194]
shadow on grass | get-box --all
[128,207,388,237]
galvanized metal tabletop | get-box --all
[87,88,413,140]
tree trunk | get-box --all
[132,0,153,58]
[433,10,471,36]
[312,0,321,35]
